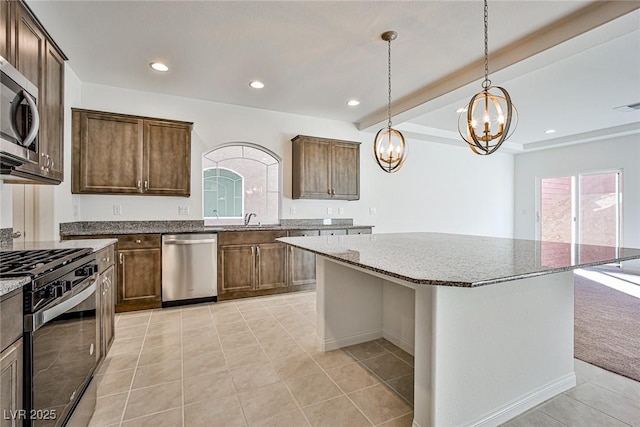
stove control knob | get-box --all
[54,284,65,298]
[76,265,97,277]
[63,280,73,291]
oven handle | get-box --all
[26,274,98,332]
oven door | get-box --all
[24,275,98,427]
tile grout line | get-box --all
[117,313,151,426]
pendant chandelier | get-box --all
[459,0,517,155]
[374,31,407,173]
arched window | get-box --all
[203,167,243,218]
[203,143,281,225]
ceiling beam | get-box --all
[356,1,640,131]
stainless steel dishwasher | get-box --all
[162,233,218,306]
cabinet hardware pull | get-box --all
[144,181,149,190]
[327,189,331,194]
[119,253,124,264]
[136,239,141,244]
[137,180,141,189]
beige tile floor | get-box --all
[86,291,640,427]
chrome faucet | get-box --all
[244,213,257,226]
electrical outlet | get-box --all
[338,207,344,215]
[369,207,377,215]
[178,206,190,215]
[327,207,332,215]
[113,205,121,215]
[290,207,297,215]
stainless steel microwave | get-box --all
[0,55,39,167]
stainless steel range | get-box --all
[0,248,98,427]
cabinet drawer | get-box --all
[118,234,160,249]
[218,231,286,245]
[95,244,116,272]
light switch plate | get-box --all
[327,207,333,215]
[290,207,297,215]
[113,205,121,215]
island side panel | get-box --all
[316,257,384,351]
[414,271,576,427]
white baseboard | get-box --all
[320,329,383,351]
[469,372,576,427]
[383,330,415,355]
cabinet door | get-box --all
[219,245,255,296]
[143,120,191,196]
[14,39,65,182]
[73,110,144,194]
[117,248,161,312]
[320,229,347,236]
[39,41,65,181]
[102,265,115,355]
[331,141,360,200]
[0,339,22,427]
[0,0,12,62]
[288,230,318,287]
[14,4,44,87]
[256,242,287,290]
[293,137,331,199]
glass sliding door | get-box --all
[537,170,622,264]
[578,171,621,261]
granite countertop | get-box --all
[278,232,640,287]
[59,220,373,236]
[0,238,117,297]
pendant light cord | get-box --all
[387,37,393,128]
[482,0,491,89]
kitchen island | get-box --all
[278,232,640,427]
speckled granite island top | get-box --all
[278,232,640,287]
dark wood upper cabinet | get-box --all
[72,109,192,196]
[4,1,67,185]
[0,0,13,61]
[292,135,360,200]
[14,3,43,88]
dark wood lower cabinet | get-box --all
[288,230,319,287]
[0,339,22,427]
[256,242,287,290]
[117,247,161,312]
[219,245,255,294]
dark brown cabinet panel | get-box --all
[218,230,292,300]
[100,265,115,356]
[0,339,22,427]
[144,120,191,196]
[0,0,12,61]
[72,110,144,194]
[219,245,255,295]
[256,242,287,290]
[40,41,64,180]
[288,229,319,287]
[72,109,192,196]
[14,4,43,88]
[292,135,360,200]
[116,235,161,312]
[118,247,161,312]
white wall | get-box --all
[514,135,640,247]
[0,182,11,228]
[42,81,514,238]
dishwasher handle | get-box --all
[163,238,217,245]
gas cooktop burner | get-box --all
[0,248,93,278]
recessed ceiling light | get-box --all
[456,107,468,113]
[347,100,360,106]
[150,62,168,72]
[249,81,265,89]
[545,129,556,134]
